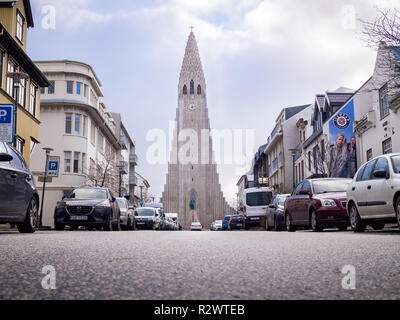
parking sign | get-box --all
[0,105,14,143]
[47,156,60,178]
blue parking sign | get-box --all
[47,156,60,178]
[0,105,14,143]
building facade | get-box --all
[0,0,49,164]
[31,60,121,227]
[161,32,226,228]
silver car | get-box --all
[117,198,135,230]
[0,142,39,233]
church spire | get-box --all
[179,31,205,90]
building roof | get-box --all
[285,104,311,120]
[0,0,34,27]
[0,23,49,87]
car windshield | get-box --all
[312,180,352,194]
[136,208,155,216]
[69,188,107,199]
[246,192,273,206]
[391,156,400,173]
[192,222,201,226]
[215,220,223,224]
[277,196,288,206]
[117,199,127,209]
[232,216,243,220]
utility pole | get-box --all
[39,147,54,227]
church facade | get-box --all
[161,32,226,229]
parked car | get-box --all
[347,154,400,232]
[54,187,121,231]
[266,194,290,231]
[165,217,177,230]
[191,222,203,231]
[222,215,232,230]
[243,187,274,230]
[165,213,179,230]
[116,197,135,231]
[211,220,223,231]
[228,215,244,230]
[0,142,39,233]
[134,207,162,230]
[285,179,352,232]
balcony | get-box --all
[354,110,376,135]
[129,153,138,165]
[118,161,128,175]
[129,175,137,186]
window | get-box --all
[183,85,187,95]
[90,158,96,176]
[10,146,25,169]
[40,87,45,94]
[293,183,304,196]
[361,160,376,181]
[67,81,73,94]
[379,84,389,119]
[382,138,392,155]
[302,181,312,193]
[308,151,311,171]
[98,132,104,154]
[73,152,80,173]
[84,84,88,97]
[279,152,283,166]
[15,137,25,155]
[82,116,87,137]
[29,83,37,116]
[90,122,96,145]
[246,192,273,206]
[64,151,71,172]
[373,157,389,178]
[76,82,82,95]
[366,149,373,161]
[0,50,4,89]
[197,85,201,95]
[48,81,55,94]
[74,114,81,135]
[16,10,24,42]
[313,146,319,170]
[65,113,72,134]
[82,153,86,174]
[321,141,325,162]
[190,80,194,94]
[19,77,27,107]
[6,60,16,97]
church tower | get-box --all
[161,32,226,229]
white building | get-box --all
[134,172,151,205]
[31,60,121,227]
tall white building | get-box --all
[31,60,121,227]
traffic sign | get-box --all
[0,105,14,143]
[47,156,60,178]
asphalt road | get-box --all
[0,227,399,300]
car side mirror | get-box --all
[134,212,138,216]
[62,196,66,200]
[111,197,116,202]
[269,204,276,209]
[299,190,310,196]
[0,153,12,162]
[373,170,389,179]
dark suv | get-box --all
[0,142,39,233]
[54,187,121,231]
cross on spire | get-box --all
[190,25,194,32]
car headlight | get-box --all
[321,199,337,207]
[96,200,111,208]
[120,209,127,216]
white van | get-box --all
[243,187,274,229]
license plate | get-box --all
[137,222,145,224]
[236,224,242,227]
[250,218,259,221]
[70,216,88,221]
[328,216,335,220]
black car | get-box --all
[54,187,121,231]
[0,142,39,233]
[228,215,244,230]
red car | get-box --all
[284,179,352,232]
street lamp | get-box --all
[39,147,54,227]
[6,71,29,148]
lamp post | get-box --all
[39,147,54,227]
[6,72,29,148]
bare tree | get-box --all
[359,8,400,96]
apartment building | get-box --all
[31,60,121,227]
[0,0,49,164]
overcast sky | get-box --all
[28,0,399,204]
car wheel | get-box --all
[349,203,365,233]
[395,197,400,229]
[370,223,385,231]
[311,210,323,232]
[17,197,38,234]
[286,213,296,232]
[113,213,121,231]
[55,224,64,231]
[104,214,113,231]
[275,216,282,231]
